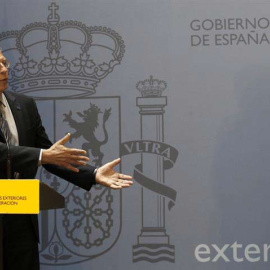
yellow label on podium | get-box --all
[0,180,39,214]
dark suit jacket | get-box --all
[0,91,96,241]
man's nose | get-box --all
[0,65,8,74]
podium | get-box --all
[0,180,65,270]
[39,182,65,210]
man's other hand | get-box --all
[95,158,133,189]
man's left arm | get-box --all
[32,98,133,190]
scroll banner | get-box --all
[121,140,178,210]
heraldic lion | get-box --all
[63,103,111,166]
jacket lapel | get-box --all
[0,125,4,142]
[3,92,24,145]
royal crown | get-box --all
[0,3,125,98]
[136,76,167,97]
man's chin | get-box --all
[0,81,8,93]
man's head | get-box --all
[0,49,9,94]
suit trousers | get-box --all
[3,214,39,270]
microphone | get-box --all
[6,139,11,179]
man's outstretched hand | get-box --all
[42,133,89,172]
[95,158,133,189]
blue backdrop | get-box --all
[1,0,270,269]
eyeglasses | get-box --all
[0,60,11,71]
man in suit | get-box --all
[0,49,133,270]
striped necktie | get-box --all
[0,103,12,145]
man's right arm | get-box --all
[0,143,40,174]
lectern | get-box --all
[0,180,65,270]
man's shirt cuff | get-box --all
[38,149,43,166]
